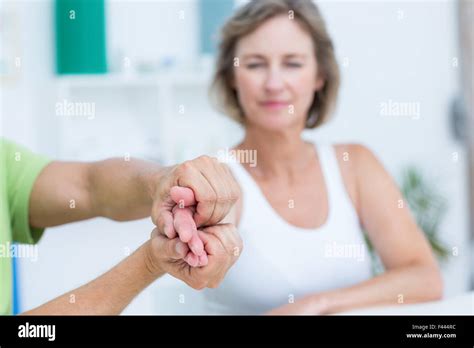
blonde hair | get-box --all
[210,0,340,128]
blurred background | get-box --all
[0,0,472,314]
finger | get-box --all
[190,173,217,227]
[196,231,228,282]
[198,230,223,256]
[192,160,235,226]
[162,210,177,238]
[184,251,199,267]
[172,204,204,256]
[193,161,227,226]
[188,231,205,256]
[172,240,189,260]
[173,205,196,243]
[176,158,237,227]
[170,186,197,207]
[202,224,241,258]
[198,253,208,267]
[176,165,217,227]
[153,200,177,239]
[222,163,241,208]
[152,233,189,260]
[206,162,233,224]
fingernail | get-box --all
[193,246,204,256]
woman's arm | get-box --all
[268,144,443,315]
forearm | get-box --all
[30,159,167,227]
[89,158,164,221]
[22,241,163,315]
[315,264,443,314]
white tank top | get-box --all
[202,143,373,314]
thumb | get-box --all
[152,232,189,260]
[170,186,197,207]
[165,237,190,260]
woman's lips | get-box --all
[260,101,290,110]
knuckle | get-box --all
[233,245,243,259]
[191,279,207,290]
[221,223,235,235]
[235,232,244,255]
[197,155,211,163]
[233,237,243,255]
[178,161,193,175]
[216,193,232,204]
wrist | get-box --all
[142,240,166,279]
[147,165,176,201]
[144,166,164,200]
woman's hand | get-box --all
[146,223,242,289]
[266,294,329,315]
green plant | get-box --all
[364,165,450,274]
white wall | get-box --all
[312,1,471,297]
[0,0,55,151]
[0,0,470,314]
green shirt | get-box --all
[0,138,50,315]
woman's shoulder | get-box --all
[332,143,381,168]
[331,143,386,215]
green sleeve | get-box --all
[3,139,51,244]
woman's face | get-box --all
[234,14,324,132]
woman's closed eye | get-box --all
[245,62,303,69]
[285,62,303,68]
[246,62,265,69]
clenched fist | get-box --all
[146,223,242,289]
[151,156,240,230]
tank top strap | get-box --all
[315,143,359,222]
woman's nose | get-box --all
[264,68,285,92]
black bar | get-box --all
[0,315,472,346]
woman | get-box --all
[201,0,443,315]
